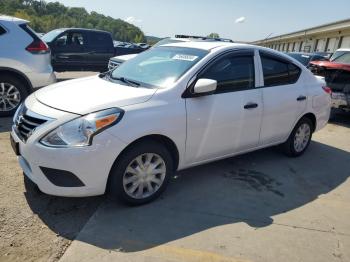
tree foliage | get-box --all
[207,33,220,39]
[0,0,146,42]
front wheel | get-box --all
[108,140,173,205]
[282,117,313,157]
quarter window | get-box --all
[261,54,301,87]
[201,55,255,93]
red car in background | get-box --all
[309,49,350,113]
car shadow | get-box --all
[0,117,12,133]
[23,178,103,240]
[24,140,350,252]
[329,110,350,128]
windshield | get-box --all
[110,46,208,88]
[287,53,310,65]
[330,51,348,61]
[42,29,65,42]
[153,38,183,48]
[331,51,350,64]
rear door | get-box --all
[85,32,114,71]
[258,51,306,145]
[185,50,263,164]
[51,30,87,71]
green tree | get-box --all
[0,0,146,42]
[207,33,220,38]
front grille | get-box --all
[108,60,121,71]
[14,106,48,142]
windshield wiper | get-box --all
[112,76,140,87]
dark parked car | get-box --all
[42,28,144,72]
[286,52,329,67]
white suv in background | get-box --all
[108,35,234,70]
[11,42,331,205]
[0,16,56,117]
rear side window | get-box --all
[19,24,40,41]
[201,55,255,93]
[88,32,111,46]
[0,25,6,35]
[260,53,301,87]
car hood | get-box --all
[34,76,157,115]
[309,60,350,71]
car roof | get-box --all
[0,15,28,24]
[56,28,111,34]
[336,48,350,52]
[162,41,253,51]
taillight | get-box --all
[322,86,332,95]
[26,40,49,54]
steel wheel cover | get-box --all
[294,123,311,153]
[122,153,166,199]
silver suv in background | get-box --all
[0,16,56,117]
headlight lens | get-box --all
[40,108,124,147]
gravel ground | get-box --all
[0,72,101,262]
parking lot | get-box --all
[0,72,349,262]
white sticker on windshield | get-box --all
[172,54,198,61]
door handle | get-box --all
[57,55,69,59]
[297,95,307,101]
[244,103,258,109]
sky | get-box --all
[47,0,350,42]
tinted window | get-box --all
[0,25,6,35]
[289,64,301,83]
[89,32,111,46]
[261,54,301,86]
[201,55,255,93]
[261,56,290,86]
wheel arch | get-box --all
[0,67,33,93]
[300,112,317,132]
[106,134,180,193]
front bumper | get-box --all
[11,99,127,197]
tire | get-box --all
[0,75,29,117]
[282,117,313,157]
[108,140,174,205]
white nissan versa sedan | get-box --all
[10,42,331,205]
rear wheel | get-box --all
[0,75,29,117]
[108,140,173,205]
[282,117,313,157]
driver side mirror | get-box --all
[193,78,217,95]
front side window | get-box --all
[55,32,84,48]
[261,54,301,87]
[201,55,255,93]
[111,46,208,88]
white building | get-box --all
[252,18,350,53]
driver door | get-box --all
[185,50,263,164]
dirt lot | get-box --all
[0,72,100,262]
[0,71,349,261]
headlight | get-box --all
[40,108,124,147]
